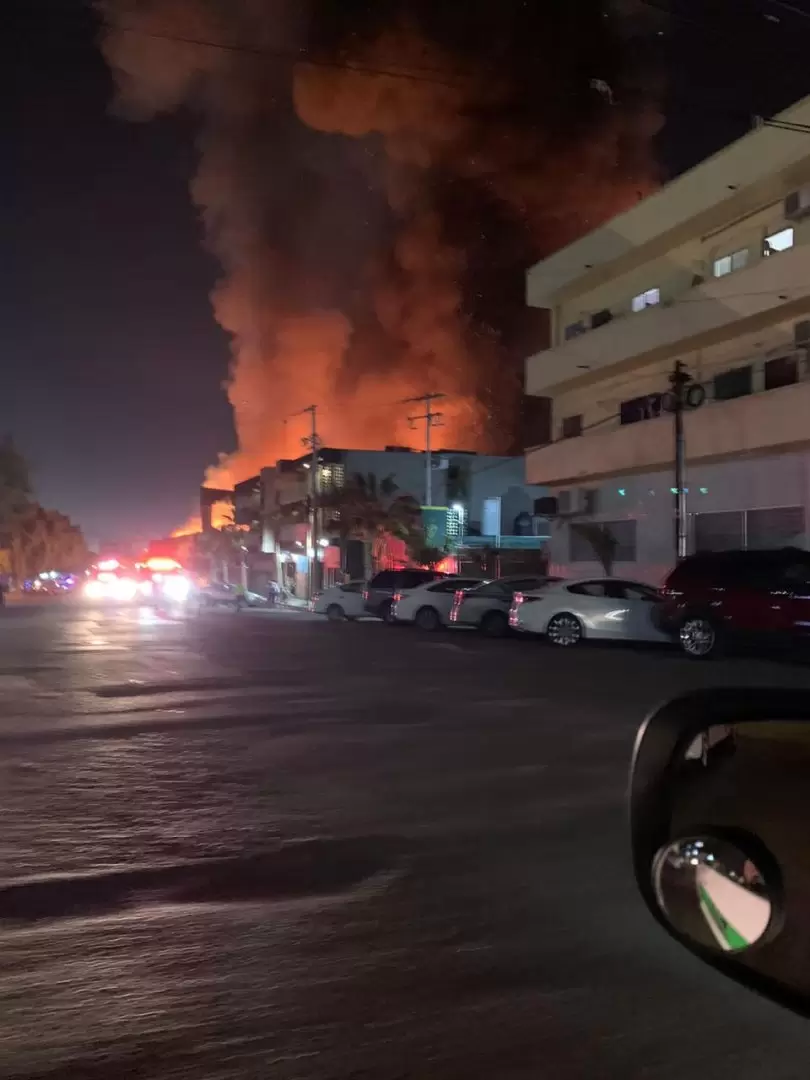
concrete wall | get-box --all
[527,375,810,488]
[526,239,810,394]
[526,95,810,307]
[543,450,810,586]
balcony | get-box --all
[525,241,810,394]
[526,377,810,487]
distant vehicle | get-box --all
[659,547,810,659]
[449,575,554,638]
[509,577,669,647]
[83,558,141,603]
[391,577,485,631]
[312,581,366,621]
[363,568,444,622]
[83,556,195,607]
[197,582,266,610]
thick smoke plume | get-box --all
[97,0,659,504]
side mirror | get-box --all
[630,688,810,1016]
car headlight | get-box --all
[162,575,190,602]
[111,577,138,601]
[84,579,105,599]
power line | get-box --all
[403,393,445,506]
[98,19,474,88]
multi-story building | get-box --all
[259,446,549,590]
[524,94,810,584]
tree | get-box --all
[196,509,251,584]
[566,520,619,577]
[8,504,91,581]
[321,473,422,576]
[0,437,31,526]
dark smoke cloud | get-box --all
[97,0,660,492]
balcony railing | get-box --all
[526,241,810,394]
[526,368,810,487]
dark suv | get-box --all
[363,569,444,621]
[660,547,810,658]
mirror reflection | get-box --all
[657,719,810,991]
[654,836,771,952]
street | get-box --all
[4,603,810,1078]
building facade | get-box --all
[259,446,549,591]
[524,95,810,584]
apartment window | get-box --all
[713,364,752,401]
[569,519,636,563]
[620,392,664,426]
[631,287,660,312]
[590,308,613,330]
[564,320,586,341]
[560,414,583,439]
[763,227,794,255]
[747,506,804,549]
[694,507,804,551]
[712,248,748,277]
[764,354,799,391]
[694,511,744,552]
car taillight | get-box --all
[513,592,525,606]
[362,590,368,600]
[393,592,402,602]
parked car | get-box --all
[312,581,366,621]
[659,547,810,659]
[391,577,486,630]
[198,582,266,609]
[509,577,669,647]
[363,568,445,622]
[449,575,554,637]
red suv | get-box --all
[660,547,810,659]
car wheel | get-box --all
[380,599,396,624]
[546,612,583,647]
[415,606,441,632]
[679,615,720,659]
[326,603,345,622]
[480,610,508,638]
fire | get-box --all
[171,499,234,537]
[97,5,660,507]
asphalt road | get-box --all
[3,601,810,1079]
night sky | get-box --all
[7,0,810,548]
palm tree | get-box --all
[321,473,421,577]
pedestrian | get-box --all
[267,579,280,607]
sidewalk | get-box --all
[244,597,315,616]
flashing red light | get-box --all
[145,556,182,573]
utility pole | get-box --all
[404,393,445,506]
[292,404,321,598]
[670,361,690,561]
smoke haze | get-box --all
[96,0,660,502]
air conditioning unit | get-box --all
[785,186,810,222]
[581,488,599,515]
[556,489,573,515]
[554,488,599,515]
[795,320,810,347]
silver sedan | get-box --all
[509,577,672,647]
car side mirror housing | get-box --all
[630,688,810,1017]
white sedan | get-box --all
[312,581,367,621]
[509,577,671,647]
[391,577,486,631]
